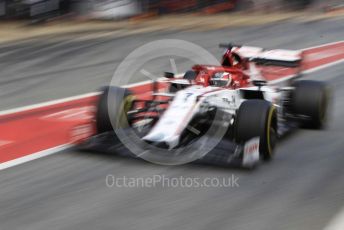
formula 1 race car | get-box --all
[84,43,330,168]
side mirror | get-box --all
[164,72,175,79]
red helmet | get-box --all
[210,72,232,87]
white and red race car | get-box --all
[83,44,330,167]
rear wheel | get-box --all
[96,86,134,134]
[291,80,329,129]
[235,100,277,161]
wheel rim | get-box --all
[118,95,135,128]
[269,127,277,154]
[266,106,276,157]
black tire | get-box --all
[235,100,277,161]
[96,86,134,134]
[291,80,329,129]
[183,70,197,80]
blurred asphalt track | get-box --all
[0,18,344,230]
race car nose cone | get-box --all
[143,132,165,142]
[143,133,179,150]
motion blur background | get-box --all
[0,0,343,22]
[1,1,344,230]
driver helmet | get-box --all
[210,72,232,87]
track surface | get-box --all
[1,18,344,230]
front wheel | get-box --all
[235,100,277,161]
[96,86,134,134]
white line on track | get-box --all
[0,42,343,117]
[0,92,100,117]
[0,81,153,117]
[300,40,344,51]
[0,144,72,170]
[303,58,344,75]
[0,41,343,170]
[269,55,344,85]
[0,76,182,117]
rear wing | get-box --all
[220,43,303,68]
[251,49,302,67]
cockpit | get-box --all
[210,72,232,87]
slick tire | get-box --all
[96,86,134,134]
[235,100,277,161]
[291,80,329,129]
